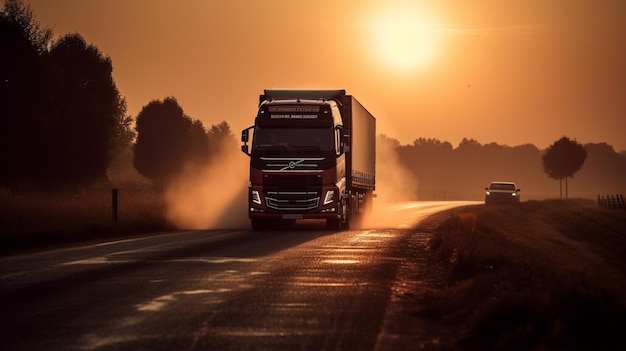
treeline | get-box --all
[1,0,234,190]
[381,135,626,200]
[133,98,236,184]
[4,1,624,199]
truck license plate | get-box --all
[282,214,303,219]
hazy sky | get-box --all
[25,0,626,151]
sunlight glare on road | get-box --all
[363,201,480,229]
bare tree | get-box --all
[542,137,587,198]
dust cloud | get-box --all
[361,137,418,228]
[164,135,418,230]
[164,144,249,230]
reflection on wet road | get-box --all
[0,201,477,350]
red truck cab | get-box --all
[241,90,375,230]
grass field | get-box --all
[0,182,172,253]
[3,189,626,349]
[414,199,626,350]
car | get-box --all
[485,182,521,204]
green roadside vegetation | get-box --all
[414,199,626,350]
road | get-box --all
[0,201,477,351]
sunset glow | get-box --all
[22,0,626,152]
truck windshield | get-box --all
[253,127,334,154]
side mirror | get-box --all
[241,126,253,156]
[335,125,350,156]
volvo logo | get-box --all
[258,157,324,171]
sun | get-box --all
[369,4,442,72]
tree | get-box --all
[186,119,211,162]
[38,33,127,186]
[207,121,236,156]
[412,137,454,151]
[404,138,454,188]
[133,97,209,183]
[457,138,482,151]
[542,137,587,198]
[378,134,401,150]
[576,143,626,195]
[110,95,136,158]
[0,0,50,52]
[0,0,53,184]
[1,1,131,188]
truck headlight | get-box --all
[251,189,262,205]
[323,190,335,205]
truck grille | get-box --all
[262,174,322,211]
[263,174,322,188]
[266,191,320,211]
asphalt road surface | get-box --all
[0,201,477,351]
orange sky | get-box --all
[26,0,626,151]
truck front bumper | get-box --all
[248,211,340,221]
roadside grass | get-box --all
[415,199,626,350]
[4,189,626,349]
[0,182,172,253]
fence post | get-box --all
[600,194,606,208]
[112,188,118,223]
[609,195,613,208]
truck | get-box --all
[241,90,376,230]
